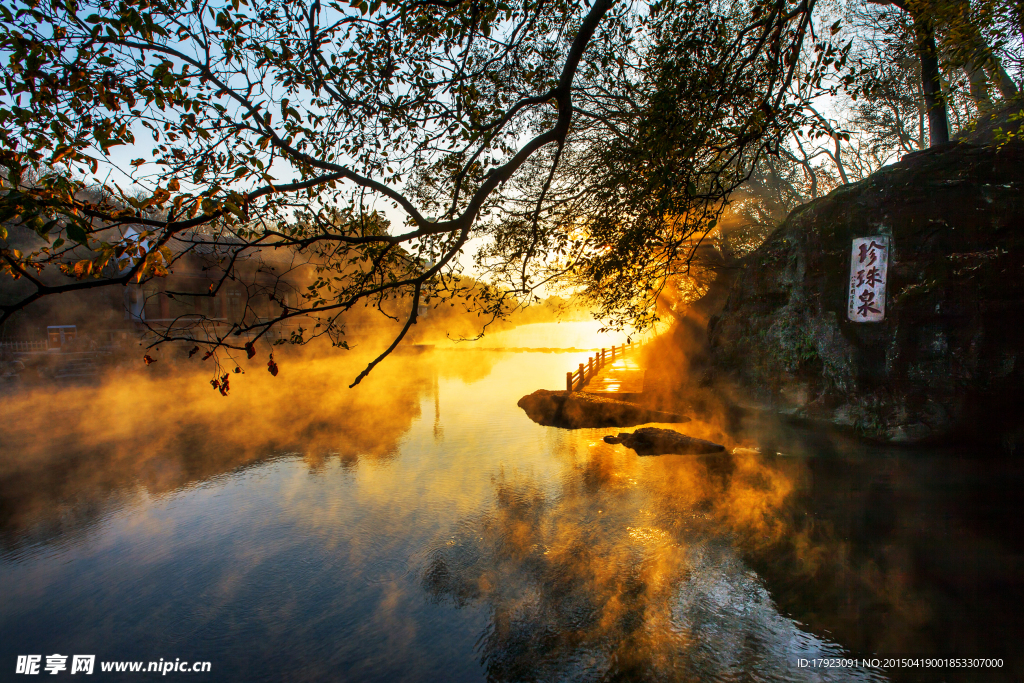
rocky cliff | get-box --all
[708,142,1024,444]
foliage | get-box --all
[475,0,844,331]
[718,0,1021,260]
[0,0,851,383]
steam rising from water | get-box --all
[1,328,1021,681]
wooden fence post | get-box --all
[562,339,653,393]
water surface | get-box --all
[1,325,1021,682]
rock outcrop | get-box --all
[709,142,1024,444]
[517,390,690,429]
[603,427,725,455]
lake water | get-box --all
[1,323,1021,681]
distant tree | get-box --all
[685,0,1021,291]
[865,0,953,145]
[0,0,835,384]
[862,0,1021,145]
[939,0,1018,107]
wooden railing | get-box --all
[566,339,643,392]
[1,340,47,353]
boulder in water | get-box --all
[517,390,690,429]
[603,427,726,455]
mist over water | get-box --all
[1,323,1021,682]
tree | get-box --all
[863,0,1022,146]
[0,0,830,385]
[865,0,952,145]
[662,0,1022,305]
[474,0,840,331]
[939,0,1018,107]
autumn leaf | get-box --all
[66,225,89,245]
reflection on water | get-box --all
[0,352,434,551]
[421,457,874,682]
[1,325,1022,682]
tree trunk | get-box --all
[915,16,950,146]
[1018,0,1024,49]
[984,61,1019,99]
[965,60,991,109]
[831,134,850,184]
[949,0,1018,102]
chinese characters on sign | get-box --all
[848,236,889,322]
